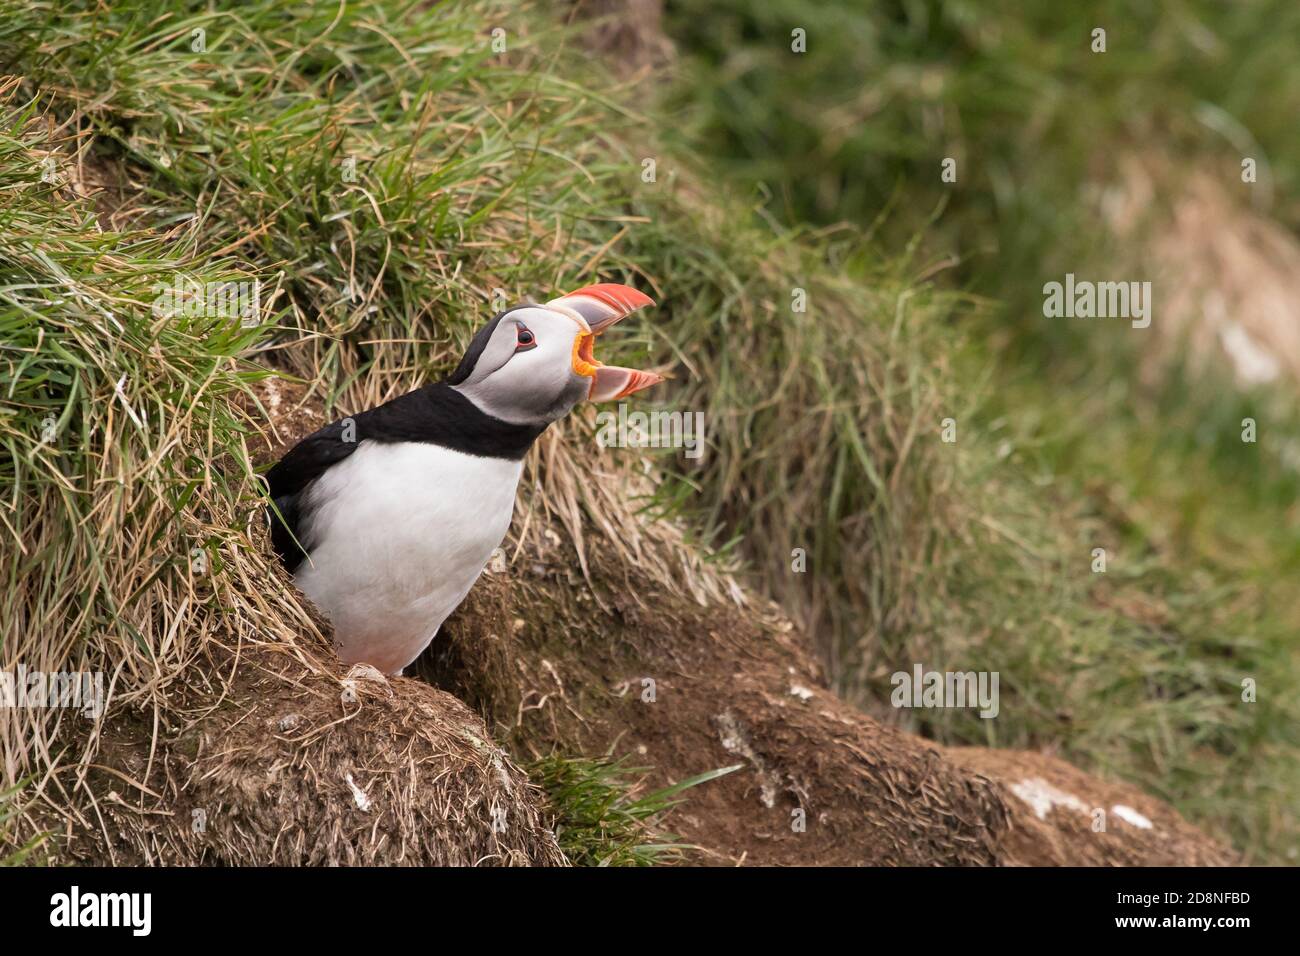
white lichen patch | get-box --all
[460,725,515,794]
[1112,804,1154,830]
[1009,777,1089,820]
[715,711,778,808]
[345,772,372,812]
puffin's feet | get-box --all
[341,662,395,703]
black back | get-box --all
[265,380,545,572]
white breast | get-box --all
[292,440,523,674]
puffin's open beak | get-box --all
[547,283,665,402]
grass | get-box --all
[0,89,280,801]
[1,0,968,758]
[2,0,961,859]
[530,754,739,866]
[0,781,46,865]
[0,0,1293,865]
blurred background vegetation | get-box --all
[658,0,1300,860]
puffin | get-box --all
[265,283,662,675]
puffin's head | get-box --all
[447,283,663,426]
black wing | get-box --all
[263,382,547,572]
[264,418,361,573]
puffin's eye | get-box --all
[516,326,536,349]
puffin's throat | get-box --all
[571,331,600,377]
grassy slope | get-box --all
[0,0,962,670]
[0,0,959,859]
[0,0,1291,862]
[661,0,1300,861]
